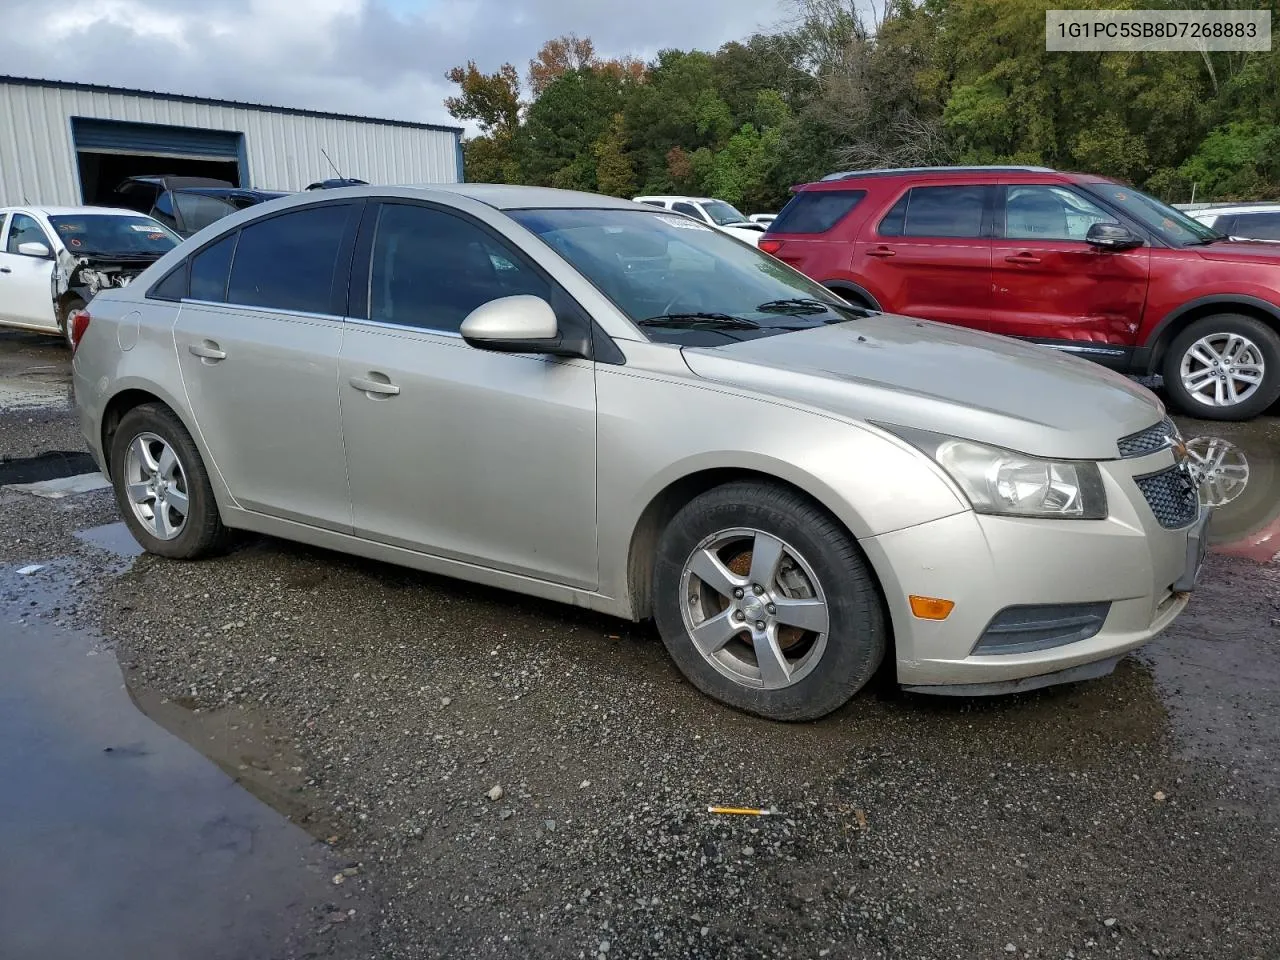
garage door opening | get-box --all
[77,153,242,206]
[71,117,245,206]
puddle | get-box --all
[1173,421,1280,563]
[0,559,370,956]
[75,521,144,559]
[0,450,96,485]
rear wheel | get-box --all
[653,481,886,721]
[109,403,231,559]
[1162,313,1280,420]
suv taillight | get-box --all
[68,308,92,351]
[759,238,783,256]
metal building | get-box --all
[0,76,464,207]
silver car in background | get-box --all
[71,184,1205,720]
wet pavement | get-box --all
[1,330,1279,959]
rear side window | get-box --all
[1230,212,1280,241]
[879,185,988,238]
[189,234,238,302]
[770,190,866,234]
[672,202,703,219]
[227,204,351,314]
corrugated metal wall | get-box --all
[0,80,462,206]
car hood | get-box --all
[1194,241,1280,264]
[680,315,1164,460]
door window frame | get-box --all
[344,198,624,363]
[994,184,1140,245]
[874,184,998,239]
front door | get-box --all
[338,201,598,588]
[988,183,1150,355]
[0,213,57,330]
[172,203,357,531]
[852,183,994,331]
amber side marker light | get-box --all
[909,596,955,620]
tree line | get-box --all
[444,0,1280,212]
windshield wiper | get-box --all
[756,297,839,315]
[637,313,761,330]
[1184,234,1228,246]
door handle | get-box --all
[188,341,226,361]
[1004,253,1041,264]
[865,247,896,258]
[349,375,400,397]
[0,267,11,274]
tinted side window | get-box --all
[175,192,238,234]
[150,262,189,301]
[189,234,238,302]
[150,192,178,231]
[672,202,703,219]
[878,193,909,236]
[7,214,50,254]
[368,203,549,334]
[227,205,351,314]
[770,190,866,234]
[901,186,987,238]
[1231,212,1280,241]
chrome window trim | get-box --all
[179,298,345,323]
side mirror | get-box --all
[460,295,590,359]
[17,241,51,258]
[1085,222,1142,251]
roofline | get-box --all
[0,75,464,136]
[819,165,1056,181]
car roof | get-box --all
[1187,202,1280,215]
[273,182,650,212]
[632,195,717,203]
[0,205,157,217]
[819,165,1056,182]
[119,175,235,189]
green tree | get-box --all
[522,68,628,191]
[594,113,637,197]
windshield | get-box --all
[701,200,749,226]
[48,214,180,257]
[510,208,866,345]
[1083,181,1224,246]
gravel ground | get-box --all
[3,332,1279,959]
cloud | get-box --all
[0,0,788,127]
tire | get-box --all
[652,481,886,721]
[109,403,231,559]
[1161,313,1280,420]
[57,296,86,347]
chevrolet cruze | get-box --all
[70,184,1205,720]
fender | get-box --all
[1138,294,1280,372]
[822,279,882,311]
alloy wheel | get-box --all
[123,432,190,541]
[679,527,830,690]
[1179,333,1266,408]
[1183,435,1250,508]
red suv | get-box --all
[761,166,1280,420]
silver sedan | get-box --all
[71,184,1205,720]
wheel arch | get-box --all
[1144,295,1280,373]
[624,466,891,630]
[822,280,881,310]
[99,385,203,484]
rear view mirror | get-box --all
[460,295,590,359]
[1085,222,1142,251]
[17,241,51,258]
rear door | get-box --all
[337,200,599,587]
[0,212,57,330]
[988,182,1150,355]
[852,183,994,330]
[172,202,358,530]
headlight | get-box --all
[882,425,1108,520]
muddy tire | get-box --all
[109,403,231,559]
[653,481,886,721]
[1162,313,1280,420]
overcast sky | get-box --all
[1,0,792,129]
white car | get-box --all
[749,213,777,226]
[632,196,767,246]
[1178,201,1280,242]
[0,205,180,339]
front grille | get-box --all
[1135,465,1200,529]
[1118,417,1177,458]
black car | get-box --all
[112,176,290,238]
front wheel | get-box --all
[1161,314,1280,420]
[653,481,886,721]
[57,296,86,347]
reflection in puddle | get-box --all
[74,521,145,559]
[1177,426,1279,563]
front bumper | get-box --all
[861,452,1204,691]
